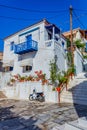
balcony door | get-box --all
[26,34,32,42]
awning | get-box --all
[20,59,33,67]
[45,24,60,34]
[3,60,14,67]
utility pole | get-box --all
[69,5,74,64]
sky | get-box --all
[0,0,87,51]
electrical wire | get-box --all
[0,11,68,21]
[73,10,86,28]
[0,4,67,14]
[74,8,87,12]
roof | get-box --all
[63,28,80,35]
[4,19,50,40]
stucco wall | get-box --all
[74,48,83,75]
[3,21,68,87]
[3,82,58,103]
[54,40,67,72]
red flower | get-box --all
[39,70,42,74]
[14,75,18,79]
[35,71,38,74]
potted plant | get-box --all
[10,78,15,83]
[19,76,25,82]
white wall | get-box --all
[3,22,55,79]
[74,48,83,75]
[3,81,58,103]
[54,40,67,72]
[3,21,68,87]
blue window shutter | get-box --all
[10,42,14,51]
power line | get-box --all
[73,10,85,28]
[74,8,87,12]
[0,15,39,21]
[0,4,67,13]
[0,11,68,21]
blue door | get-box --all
[26,35,32,42]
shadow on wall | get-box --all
[68,73,87,119]
[0,103,41,130]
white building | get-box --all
[3,19,67,85]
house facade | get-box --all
[3,19,67,86]
[63,28,87,52]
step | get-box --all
[65,117,87,130]
[78,117,87,128]
[61,93,87,98]
[61,97,87,105]
[61,91,87,97]
[65,122,87,130]
[61,93,87,100]
[61,90,87,95]
[68,85,87,90]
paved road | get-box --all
[0,99,87,130]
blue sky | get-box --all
[0,0,87,51]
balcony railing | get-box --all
[14,40,38,54]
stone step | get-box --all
[61,97,87,105]
[65,117,87,130]
[78,117,87,128]
[61,91,87,97]
[65,122,87,130]
[61,91,87,99]
[62,90,87,95]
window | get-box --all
[4,66,13,72]
[23,66,32,73]
[10,67,13,71]
[10,42,14,51]
[62,41,65,48]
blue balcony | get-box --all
[14,40,38,54]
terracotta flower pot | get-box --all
[56,87,61,92]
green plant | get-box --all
[74,40,85,49]
[10,78,15,83]
[57,72,66,86]
[26,75,34,81]
[66,38,71,48]
[83,54,87,59]
[19,76,25,81]
[49,60,57,84]
[52,87,56,91]
[67,51,73,66]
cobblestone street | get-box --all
[0,99,87,130]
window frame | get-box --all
[10,41,14,51]
[23,65,32,73]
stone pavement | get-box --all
[0,99,87,130]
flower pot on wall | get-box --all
[56,87,61,92]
